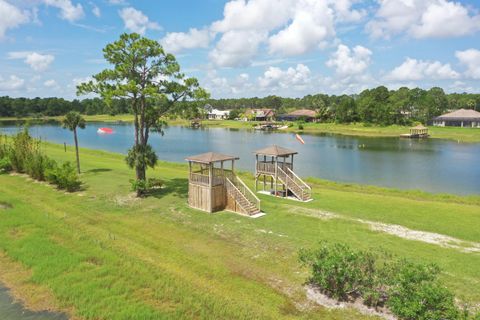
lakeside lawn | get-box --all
[0,142,479,319]
[2,114,480,143]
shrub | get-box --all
[298,123,304,130]
[46,161,81,192]
[387,261,459,320]
[0,157,12,173]
[300,242,467,319]
[130,178,163,195]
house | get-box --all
[433,109,480,128]
[208,108,230,120]
[245,109,275,121]
[277,109,318,122]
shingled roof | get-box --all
[186,152,239,164]
[254,145,297,156]
[435,109,480,120]
[288,109,317,117]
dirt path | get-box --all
[288,206,480,253]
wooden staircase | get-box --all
[226,176,261,216]
[276,165,312,201]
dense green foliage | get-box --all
[2,87,479,125]
[300,242,477,320]
[0,130,81,191]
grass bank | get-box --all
[0,141,479,319]
[2,115,479,142]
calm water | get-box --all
[1,121,479,195]
[0,284,67,320]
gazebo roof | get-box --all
[254,145,298,156]
[186,152,239,164]
[411,124,427,129]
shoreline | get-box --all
[1,115,480,143]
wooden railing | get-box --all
[256,162,292,174]
[190,173,209,186]
[226,177,261,214]
[277,165,311,201]
[286,167,311,200]
[231,175,260,211]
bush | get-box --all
[0,157,12,173]
[46,161,81,192]
[298,123,304,130]
[299,242,377,301]
[300,242,468,319]
[387,261,459,320]
[130,178,163,195]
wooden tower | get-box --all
[186,152,261,216]
[254,145,312,202]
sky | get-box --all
[0,0,480,100]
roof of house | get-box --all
[435,109,480,120]
[186,152,239,164]
[254,145,297,156]
[246,108,275,117]
[288,109,317,117]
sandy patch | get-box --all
[288,206,480,254]
[286,206,338,220]
[113,193,139,206]
[306,285,396,320]
[359,219,480,254]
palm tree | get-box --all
[62,111,86,173]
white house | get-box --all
[208,108,230,120]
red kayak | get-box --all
[97,127,114,134]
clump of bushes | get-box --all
[129,177,163,196]
[299,242,477,320]
[0,130,81,192]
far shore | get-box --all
[1,114,480,143]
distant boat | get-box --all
[97,127,114,134]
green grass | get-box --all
[0,142,479,319]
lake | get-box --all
[1,121,479,195]
[0,284,67,320]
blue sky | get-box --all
[1,0,479,99]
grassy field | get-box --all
[2,114,479,143]
[0,142,479,319]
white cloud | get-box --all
[367,0,480,39]
[326,44,372,76]
[207,0,363,67]
[43,0,84,22]
[258,63,311,91]
[0,75,25,91]
[119,7,161,35]
[211,0,291,33]
[268,1,335,56]
[209,30,267,67]
[455,49,480,79]
[108,0,128,5]
[0,0,29,40]
[8,51,55,72]
[91,4,100,17]
[331,0,366,23]
[44,79,57,87]
[387,58,460,81]
[160,28,211,54]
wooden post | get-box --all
[64,142,67,152]
[209,163,213,212]
[274,156,277,197]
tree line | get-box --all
[1,86,479,125]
